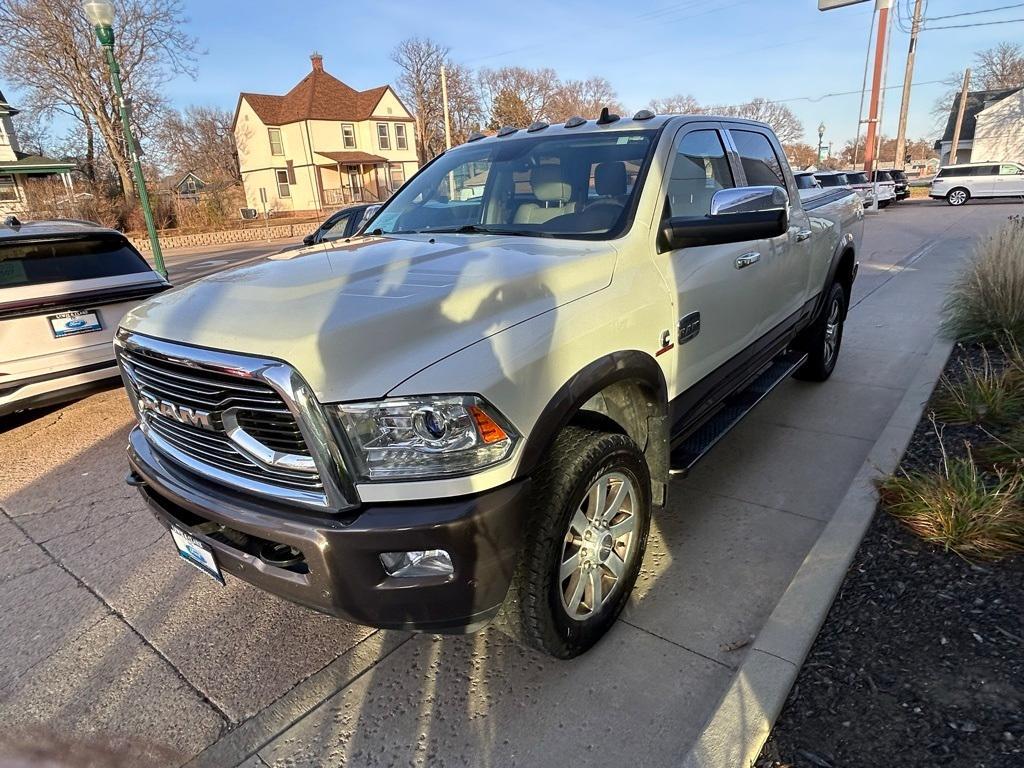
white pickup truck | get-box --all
[116,113,863,658]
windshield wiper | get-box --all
[420,224,553,237]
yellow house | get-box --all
[232,54,419,215]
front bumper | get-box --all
[128,427,529,632]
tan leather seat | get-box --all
[515,166,576,224]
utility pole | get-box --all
[440,65,456,200]
[863,0,891,177]
[949,69,972,165]
[894,0,923,171]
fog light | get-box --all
[380,549,453,578]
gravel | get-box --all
[756,343,1024,768]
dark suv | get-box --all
[888,169,910,201]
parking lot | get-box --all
[0,200,1018,767]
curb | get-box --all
[681,336,956,768]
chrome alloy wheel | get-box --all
[558,471,639,620]
[948,189,968,206]
[824,295,842,368]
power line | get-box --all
[924,16,1024,30]
[925,2,1024,22]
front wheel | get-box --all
[795,281,847,382]
[497,427,651,658]
[947,188,969,206]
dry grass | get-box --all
[932,346,1024,425]
[879,430,1024,560]
[943,217,1024,344]
[976,425,1024,469]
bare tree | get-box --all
[0,0,198,202]
[156,105,239,182]
[648,94,703,114]
[391,37,447,163]
[549,76,623,121]
[784,142,820,171]
[975,42,1024,90]
[478,66,561,125]
[711,98,804,145]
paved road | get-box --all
[0,200,1017,767]
[159,237,299,285]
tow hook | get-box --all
[125,471,146,488]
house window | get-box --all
[275,169,291,198]
[0,174,17,201]
[342,123,356,149]
[268,127,284,156]
[377,123,390,150]
[389,165,405,190]
[394,123,408,151]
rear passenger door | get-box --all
[657,124,769,394]
[725,126,811,334]
[971,165,1000,198]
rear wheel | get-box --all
[497,427,651,658]
[947,188,969,206]
[795,281,846,382]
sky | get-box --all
[97,0,1024,149]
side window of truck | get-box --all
[667,130,735,218]
[730,129,786,188]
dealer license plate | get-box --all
[170,526,224,584]
[48,309,103,338]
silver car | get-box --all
[0,217,168,418]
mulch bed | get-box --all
[756,344,1024,768]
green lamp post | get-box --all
[83,0,167,278]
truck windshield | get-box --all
[369,130,658,240]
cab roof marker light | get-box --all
[526,121,549,133]
[596,107,620,125]
[633,109,656,121]
[564,115,586,128]
[496,125,519,137]
[466,131,487,143]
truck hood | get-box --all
[122,234,617,401]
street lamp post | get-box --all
[817,122,826,165]
[82,0,166,278]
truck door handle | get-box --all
[735,252,760,269]
[795,229,813,242]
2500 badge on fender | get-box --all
[117,112,861,659]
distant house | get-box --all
[0,88,75,216]
[157,170,207,201]
[936,87,1024,165]
[232,53,419,215]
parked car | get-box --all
[869,170,897,208]
[837,171,876,210]
[0,217,168,418]
[115,115,863,658]
[794,171,821,190]
[888,169,910,200]
[281,204,381,252]
[929,162,1024,206]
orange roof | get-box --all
[238,55,404,126]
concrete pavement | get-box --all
[0,200,1015,767]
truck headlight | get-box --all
[334,395,517,481]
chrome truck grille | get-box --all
[115,331,356,511]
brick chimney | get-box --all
[310,52,324,72]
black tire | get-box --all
[795,281,847,382]
[878,199,891,209]
[946,187,969,206]
[497,426,651,658]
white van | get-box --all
[930,162,1024,206]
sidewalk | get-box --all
[0,202,1006,767]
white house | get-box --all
[232,54,419,215]
[936,86,1024,165]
